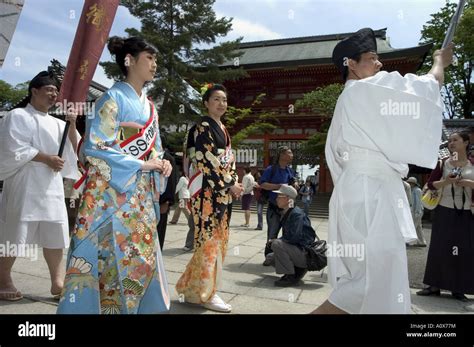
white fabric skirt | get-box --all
[0,220,69,249]
[327,158,415,314]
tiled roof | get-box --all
[220,28,432,68]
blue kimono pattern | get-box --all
[57,82,170,314]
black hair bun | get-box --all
[108,36,125,56]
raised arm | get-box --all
[428,43,454,86]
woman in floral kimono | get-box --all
[176,84,242,312]
[57,36,172,314]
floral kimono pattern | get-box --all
[176,116,237,304]
[57,82,170,314]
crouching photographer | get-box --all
[265,184,319,287]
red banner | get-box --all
[58,0,120,107]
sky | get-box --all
[0,0,450,89]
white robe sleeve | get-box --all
[325,101,344,183]
[0,110,39,180]
[60,125,81,181]
[342,71,443,169]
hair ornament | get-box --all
[200,83,214,96]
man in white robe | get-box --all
[311,28,453,314]
[0,71,79,301]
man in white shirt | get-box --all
[0,71,79,301]
[312,29,453,314]
[170,170,191,224]
[240,167,255,227]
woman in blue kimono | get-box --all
[57,36,172,314]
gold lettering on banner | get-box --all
[86,3,105,31]
[78,59,89,80]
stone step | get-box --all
[232,193,331,218]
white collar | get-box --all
[123,82,148,106]
[26,103,48,117]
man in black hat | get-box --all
[332,28,381,81]
[0,71,80,301]
[312,29,453,314]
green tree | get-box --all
[295,83,344,165]
[161,94,278,155]
[225,93,278,148]
[102,0,246,127]
[161,128,188,154]
[0,80,28,110]
[419,0,473,119]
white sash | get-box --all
[73,100,158,190]
[120,101,157,159]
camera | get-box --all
[449,166,462,178]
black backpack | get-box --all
[304,236,327,272]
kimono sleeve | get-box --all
[0,110,39,180]
[83,93,143,194]
[148,115,168,195]
[194,123,237,190]
[343,71,443,169]
[147,101,165,163]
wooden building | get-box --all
[220,28,432,192]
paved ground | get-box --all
[1,209,473,314]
